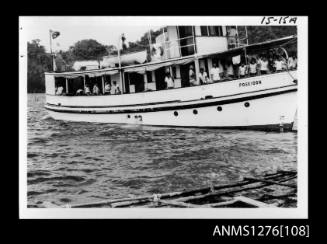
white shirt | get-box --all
[189,69,196,81]
[104,84,111,93]
[111,85,119,94]
[165,76,174,88]
[249,63,257,74]
[93,85,100,94]
[84,86,91,94]
[227,65,234,76]
[210,67,220,81]
[259,59,268,71]
[288,57,297,69]
[274,60,284,71]
[56,86,64,95]
[239,65,247,76]
[199,72,208,83]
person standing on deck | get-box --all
[84,85,91,95]
[239,62,247,78]
[164,73,174,89]
[226,62,234,79]
[210,63,220,82]
[112,81,121,94]
[92,84,100,95]
[274,57,285,72]
[189,65,197,86]
[258,56,269,75]
[249,58,257,76]
[104,82,111,95]
[199,68,209,84]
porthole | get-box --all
[134,115,138,118]
[217,106,222,111]
[244,102,250,107]
[174,111,178,116]
[193,109,198,115]
[127,115,131,119]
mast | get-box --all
[118,34,124,93]
[49,30,56,72]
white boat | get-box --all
[44,26,297,131]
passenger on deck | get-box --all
[226,62,234,79]
[189,65,197,86]
[92,84,100,95]
[258,56,269,75]
[56,86,64,95]
[288,55,297,70]
[198,68,209,84]
[274,57,285,72]
[84,85,91,95]
[210,63,220,83]
[112,81,121,94]
[249,58,257,76]
[238,62,247,78]
[76,88,84,95]
[164,73,174,89]
[104,82,111,95]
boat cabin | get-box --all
[45,26,297,97]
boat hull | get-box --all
[45,86,297,131]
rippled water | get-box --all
[27,93,297,207]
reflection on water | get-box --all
[27,94,297,207]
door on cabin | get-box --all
[154,67,167,90]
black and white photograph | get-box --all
[19,16,308,219]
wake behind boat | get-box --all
[44,26,297,131]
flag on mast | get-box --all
[51,31,60,39]
[121,33,128,50]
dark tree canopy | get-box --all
[70,39,108,62]
[27,40,52,93]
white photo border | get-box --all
[19,16,308,219]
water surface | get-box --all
[27,94,297,207]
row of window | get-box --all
[125,102,251,119]
[200,26,224,37]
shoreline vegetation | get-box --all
[27,26,296,94]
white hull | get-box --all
[46,85,297,131]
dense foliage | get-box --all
[27,26,297,93]
[27,40,52,93]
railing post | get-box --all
[101,75,105,94]
[65,78,68,94]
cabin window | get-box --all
[54,77,66,95]
[200,26,223,37]
[200,26,208,36]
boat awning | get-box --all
[47,69,119,78]
[198,35,297,59]
[123,57,194,73]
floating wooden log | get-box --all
[243,177,297,188]
[56,170,297,208]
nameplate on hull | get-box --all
[239,80,262,87]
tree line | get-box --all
[27,26,296,93]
